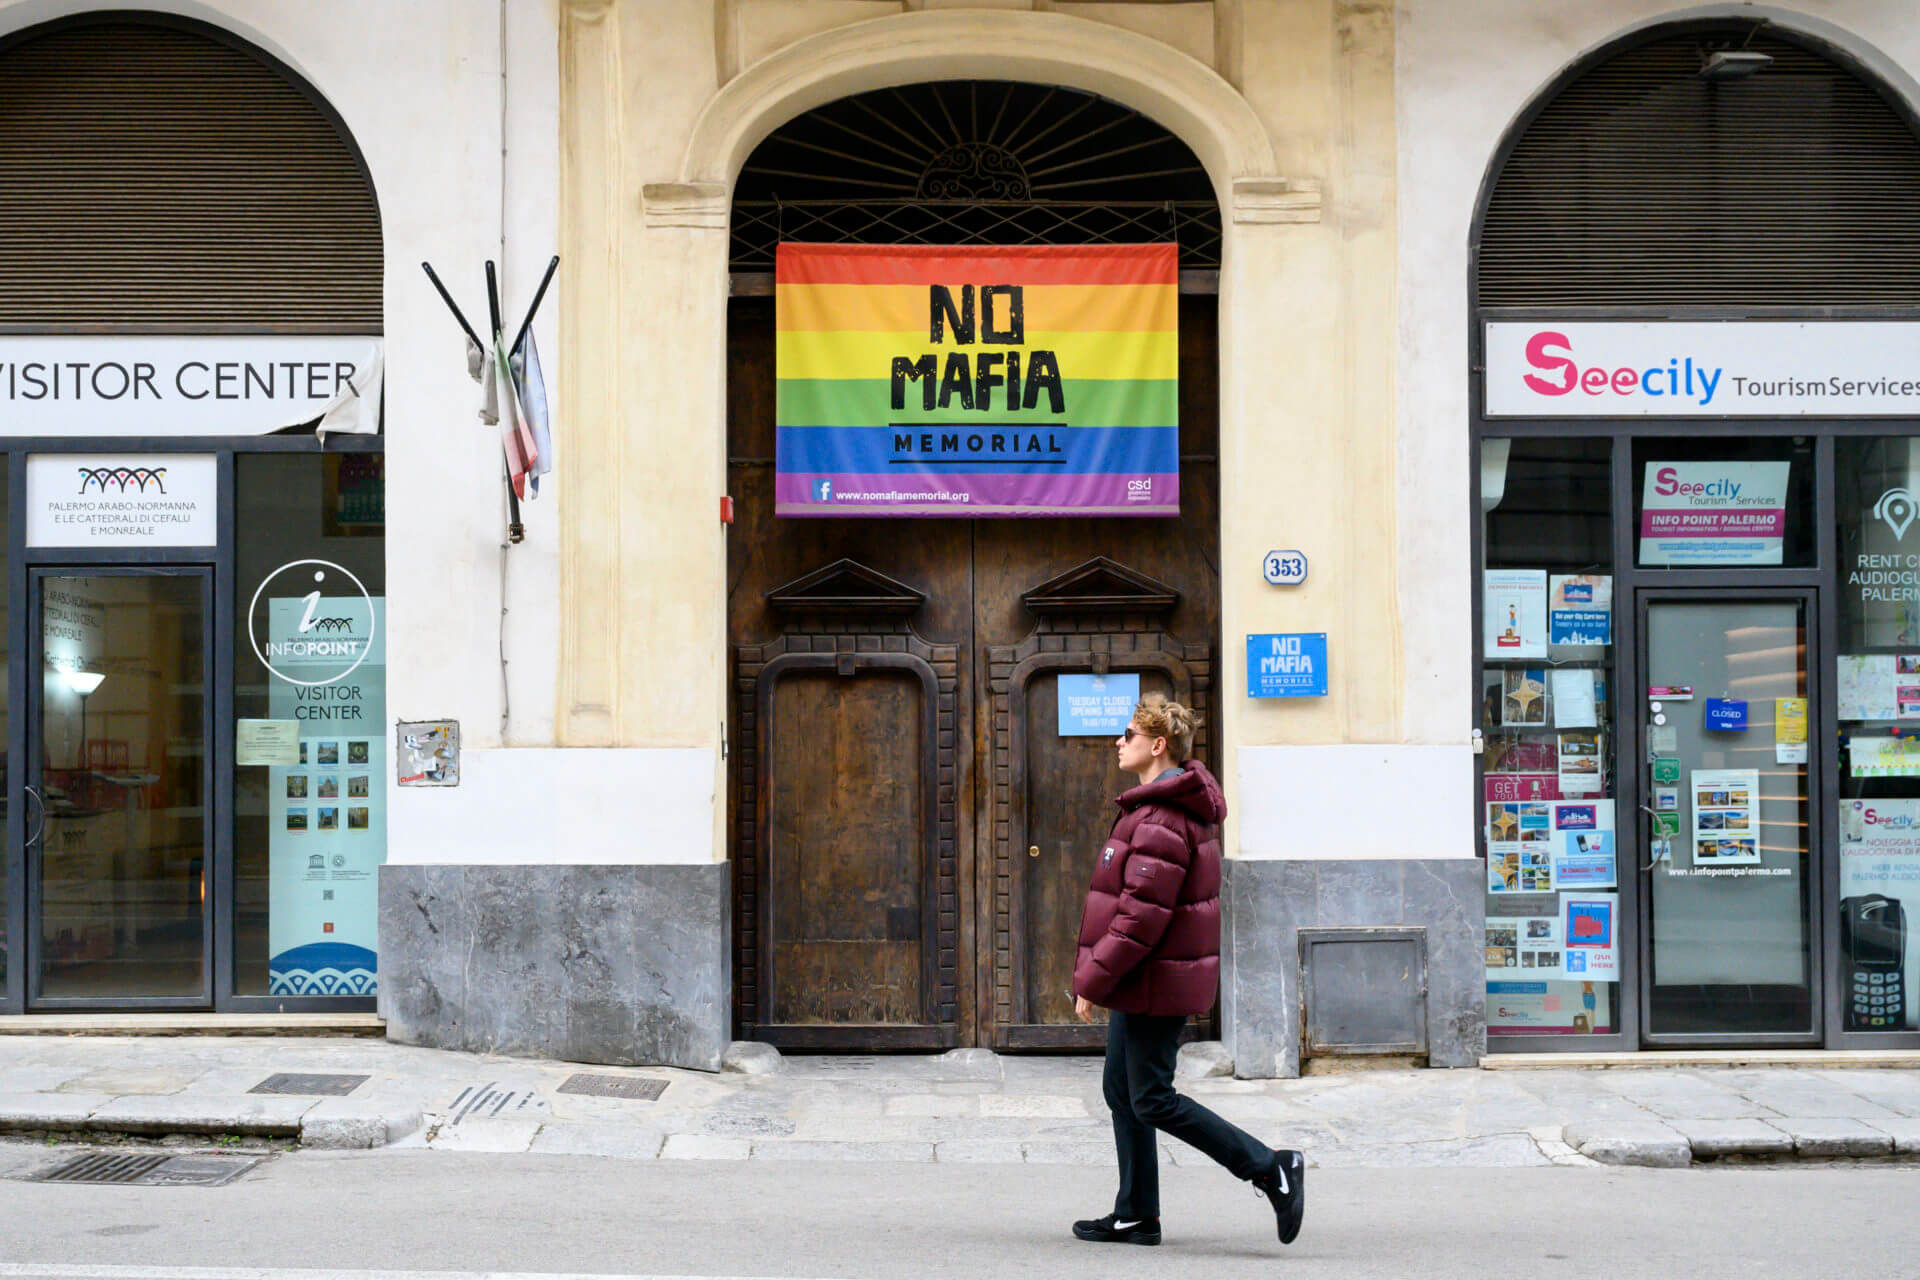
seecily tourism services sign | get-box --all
[1485,322,1920,417]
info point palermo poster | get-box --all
[265,594,386,996]
[774,243,1179,517]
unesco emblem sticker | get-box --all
[247,559,377,687]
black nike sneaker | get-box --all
[1072,1214,1162,1245]
[1254,1149,1306,1244]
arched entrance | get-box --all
[0,13,384,1014]
[726,81,1220,1051]
[1471,16,1920,1050]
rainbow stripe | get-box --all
[775,243,1179,517]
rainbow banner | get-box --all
[776,243,1179,517]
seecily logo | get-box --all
[1522,331,1723,406]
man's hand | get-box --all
[1075,995,1095,1023]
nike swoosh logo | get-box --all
[1114,1221,1141,1230]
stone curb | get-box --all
[0,1093,421,1148]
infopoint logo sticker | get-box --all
[247,559,377,687]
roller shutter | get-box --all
[0,18,381,330]
[1478,30,1920,309]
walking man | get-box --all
[1071,694,1305,1247]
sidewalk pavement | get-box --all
[3,1035,1919,1168]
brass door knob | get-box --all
[1028,845,1040,859]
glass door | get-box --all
[1638,592,1818,1042]
[27,568,211,1007]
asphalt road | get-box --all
[1,1142,1917,1280]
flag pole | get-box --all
[510,255,560,358]
[420,262,485,353]
[486,261,526,545]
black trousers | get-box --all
[1103,1010,1275,1220]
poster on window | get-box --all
[1484,570,1547,658]
[774,243,1178,516]
[1548,574,1611,647]
[1639,461,1790,566]
[265,594,386,996]
[1559,892,1620,980]
[1486,979,1614,1035]
[1839,799,1920,1030]
[1690,767,1761,865]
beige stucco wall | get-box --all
[555,0,1412,862]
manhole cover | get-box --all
[557,1073,667,1101]
[249,1073,369,1097]
[33,1153,261,1187]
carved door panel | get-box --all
[981,562,1212,1049]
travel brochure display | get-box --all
[264,595,386,996]
[1484,889,1619,982]
[1550,668,1597,728]
[1690,768,1760,865]
[1775,697,1809,765]
[1638,461,1790,567]
[1486,799,1616,894]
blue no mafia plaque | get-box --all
[1246,633,1328,698]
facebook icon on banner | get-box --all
[815,479,833,502]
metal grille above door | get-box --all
[1477,26,1920,309]
[731,80,1219,272]
[0,16,382,330]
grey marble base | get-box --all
[378,863,729,1071]
[1221,858,1484,1078]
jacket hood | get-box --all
[1117,758,1227,824]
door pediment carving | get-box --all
[1021,556,1179,629]
[768,558,925,622]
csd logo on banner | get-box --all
[1126,478,1154,502]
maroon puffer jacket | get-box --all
[1071,760,1226,1016]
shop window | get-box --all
[1480,438,1619,1036]
[1834,437,1920,1033]
[232,453,384,998]
[1631,437,1815,570]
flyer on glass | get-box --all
[1484,569,1547,659]
[1560,892,1620,980]
[1547,574,1611,647]
[1638,461,1789,567]
[1690,767,1761,865]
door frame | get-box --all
[24,563,216,1010]
[1633,584,1824,1048]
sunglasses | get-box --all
[1122,727,1154,742]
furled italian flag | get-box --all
[775,243,1179,517]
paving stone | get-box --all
[1563,1120,1691,1167]
[1671,1118,1793,1157]
[1175,1041,1234,1080]
[89,1093,311,1135]
[751,1140,934,1162]
[300,1099,422,1149]
[721,1042,781,1075]
[660,1133,751,1160]
[1771,1117,1894,1157]
[0,1092,113,1130]
[424,1117,542,1152]
[1873,1118,1920,1153]
[1735,1087,1899,1120]
[978,1095,1086,1119]
[57,1072,192,1096]
[527,1122,665,1158]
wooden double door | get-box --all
[726,295,1220,1051]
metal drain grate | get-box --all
[557,1073,667,1101]
[249,1072,368,1097]
[33,1153,261,1187]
